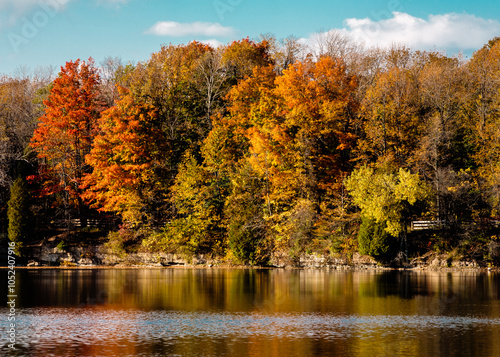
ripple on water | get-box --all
[2,307,500,350]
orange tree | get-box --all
[219,56,360,261]
[82,87,164,225]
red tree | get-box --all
[30,58,102,227]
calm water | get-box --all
[1,268,500,356]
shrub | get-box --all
[104,231,126,258]
[358,216,397,262]
[56,240,68,251]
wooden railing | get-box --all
[411,220,446,230]
[51,218,116,228]
[489,219,500,227]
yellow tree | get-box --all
[345,165,429,260]
[463,38,500,214]
[222,37,273,84]
[224,56,360,256]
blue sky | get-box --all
[1,0,499,75]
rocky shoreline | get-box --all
[2,243,495,271]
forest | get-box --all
[2,33,500,266]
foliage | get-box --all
[463,40,500,214]
[30,58,102,227]
[82,87,164,224]
[225,162,269,265]
[56,240,67,251]
[7,177,32,255]
[357,216,397,262]
[271,198,317,262]
[105,224,146,257]
[345,165,429,237]
[159,152,225,256]
[104,231,126,258]
[7,37,500,265]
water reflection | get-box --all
[1,269,500,356]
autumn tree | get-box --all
[345,165,429,260]
[20,37,500,263]
[416,52,465,222]
[144,113,245,256]
[154,151,226,255]
[123,42,213,189]
[82,87,163,225]
[358,46,424,166]
[86,43,221,227]
[30,58,102,227]
[222,38,273,85]
[219,55,360,258]
[272,56,359,248]
[463,38,500,215]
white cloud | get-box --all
[0,0,126,27]
[145,21,235,37]
[200,39,224,48]
[0,0,71,16]
[305,12,500,52]
[0,0,71,27]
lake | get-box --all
[1,268,500,356]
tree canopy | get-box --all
[4,36,500,264]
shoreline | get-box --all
[1,242,498,272]
[0,261,497,272]
[0,266,497,272]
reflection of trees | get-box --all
[10,269,500,357]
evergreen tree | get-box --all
[7,177,32,255]
[357,216,396,262]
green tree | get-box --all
[7,177,32,255]
[357,215,396,261]
[225,161,269,265]
[166,152,225,255]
